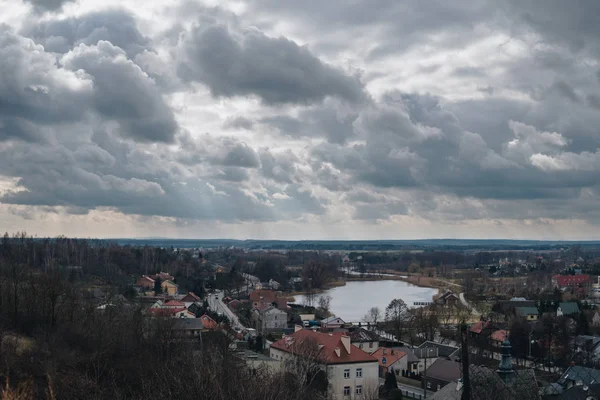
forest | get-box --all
[0,233,333,400]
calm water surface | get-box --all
[294,280,438,322]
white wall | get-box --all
[269,348,378,400]
[353,341,379,354]
[328,362,379,400]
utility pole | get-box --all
[461,322,471,400]
[423,348,428,399]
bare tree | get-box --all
[363,307,382,326]
[317,295,332,316]
[280,337,329,400]
[385,299,409,342]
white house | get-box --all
[270,329,379,400]
[252,306,288,332]
[321,316,345,329]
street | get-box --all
[207,289,245,329]
[379,377,431,399]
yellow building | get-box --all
[161,280,178,296]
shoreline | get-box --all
[285,273,448,303]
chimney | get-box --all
[294,324,303,332]
[383,349,386,355]
[334,347,341,357]
[341,335,351,354]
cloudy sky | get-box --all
[1,0,600,240]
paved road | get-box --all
[207,290,245,329]
[378,378,431,399]
[459,292,481,316]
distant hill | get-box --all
[107,238,600,251]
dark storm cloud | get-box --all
[22,9,151,57]
[223,116,254,130]
[61,41,178,143]
[177,134,260,168]
[0,132,278,222]
[0,26,90,142]
[178,22,365,105]
[24,0,70,12]
[261,100,358,143]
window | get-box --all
[427,382,431,389]
[369,342,373,348]
[343,386,351,396]
[344,369,350,378]
[356,385,362,395]
[356,368,362,378]
[359,343,363,349]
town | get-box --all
[2,235,600,399]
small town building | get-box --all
[270,330,379,400]
[557,302,580,317]
[321,316,345,329]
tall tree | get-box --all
[154,277,163,295]
[364,307,382,326]
[385,299,409,342]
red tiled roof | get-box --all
[250,289,277,303]
[147,307,187,316]
[371,347,406,368]
[470,321,489,334]
[491,329,508,343]
[181,292,201,302]
[200,314,217,329]
[553,274,591,287]
[163,300,186,307]
[270,330,377,365]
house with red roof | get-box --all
[371,347,407,378]
[270,329,379,400]
[199,313,218,330]
[552,274,592,288]
[490,329,509,347]
[181,292,202,307]
[146,307,195,318]
[162,300,186,309]
[136,275,155,289]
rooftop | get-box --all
[270,330,377,365]
[349,328,380,343]
[418,341,459,357]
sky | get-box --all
[1,0,600,240]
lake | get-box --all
[293,280,438,322]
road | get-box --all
[379,377,431,399]
[207,290,245,329]
[459,292,481,316]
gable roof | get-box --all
[349,328,380,343]
[161,280,178,287]
[390,346,418,362]
[558,302,580,315]
[560,365,600,386]
[470,321,490,334]
[163,300,186,307]
[515,306,539,316]
[553,274,591,287]
[270,330,377,365]
[321,316,345,324]
[250,289,277,303]
[491,329,509,343]
[199,313,217,329]
[553,383,600,400]
[429,366,540,400]
[418,341,459,357]
[147,307,188,316]
[371,347,406,368]
[425,358,462,383]
[181,292,201,302]
[173,318,205,331]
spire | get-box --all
[497,336,515,384]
